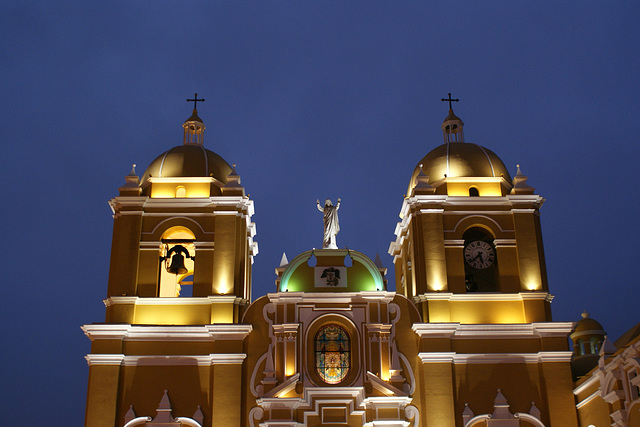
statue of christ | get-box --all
[316,198,341,249]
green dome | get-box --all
[279,249,385,293]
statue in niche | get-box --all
[316,198,341,249]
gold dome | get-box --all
[141,144,232,184]
[574,313,605,333]
[409,142,512,192]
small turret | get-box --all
[183,93,206,145]
[441,93,464,143]
[570,311,606,380]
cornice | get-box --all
[413,291,552,302]
[82,324,253,341]
[85,354,125,366]
[103,296,246,307]
[85,353,247,366]
[412,322,574,339]
[575,390,601,409]
[418,351,572,364]
[417,352,456,363]
[297,387,366,410]
[267,291,396,305]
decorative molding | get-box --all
[82,324,252,342]
[366,371,407,396]
[264,373,300,398]
[398,352,416,396]
[210,353,247,364]
[121,356,213,366]
[123,417,152,427]
[493,239,517,246]
[86,354,247,367]
[268,291,395,305]
[248,407,264,427]
[412,291,552,302]
[412,322,574,339]
[418,352,456,363]
[418,351,572,364]
[103,295,246,307]
[575,390,601,409]
[451,215,511,234]
[85,354,125,366]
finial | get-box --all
[186,92,205,110]
[128,164,137,176]
[441,92,459,110]
[582,310,589,319]
[511,164,534,194]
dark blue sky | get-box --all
[2,1,638,423]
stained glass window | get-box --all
[315,324,350,384]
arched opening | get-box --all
[314,324,350,384]
[463,227,498,292]
[175,186,186,198]
[159,226,196,297]
[469,187,480,197]
[577,338,585,356]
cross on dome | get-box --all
[441,92,459,110]
[186,92,205,110]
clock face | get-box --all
[464,240,495,269]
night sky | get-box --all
[2,2,638,424]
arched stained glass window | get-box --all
[315,324,350,384]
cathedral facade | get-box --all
[82,100,639,426]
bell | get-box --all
[167,252,188,275]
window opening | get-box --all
[158,227,196,297]
[315,324,350,384]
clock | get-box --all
[464,240,495,269]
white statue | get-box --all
[316,198,341,249]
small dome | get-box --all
[574,312,605,333]
[278,249,385,293]
[443,109,463,123]
[141,144,232,184]
[408,142,512,191]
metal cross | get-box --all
[187,93,205,109]
[441,93,459,109]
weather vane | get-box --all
[187,92,205,109]
[441,93,459,109]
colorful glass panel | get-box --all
[315,324,350,384]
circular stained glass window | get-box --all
[315,324,350,384]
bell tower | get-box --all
[82,97,257,427]
[389,98,550,324]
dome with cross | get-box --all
[140,95,233,190]
[407,96,512,195]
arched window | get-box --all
[590,337,600,354]
[469,187,480,197]
[315,325,350,384]
[159,227,196,297]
